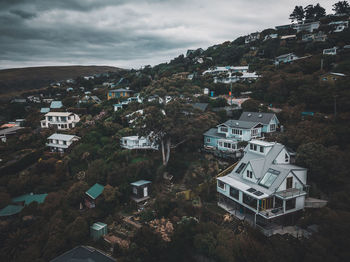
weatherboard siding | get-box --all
[204,136,218,148]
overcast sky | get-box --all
[0,0,334,70]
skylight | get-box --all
[235,163,246,174]
[259,169,280,188]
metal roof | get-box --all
[239,112,278,125]
[0,205,24,217]
[130,180,151,187]
[221,120,262,129]
[110,88,134,93]
[86,183,104,200]
[50,246,115,262]
[40,108,50,113]
[12,193,48,205]
[203,128,227,139]
[50,101,63,109]
[47,133,79,141]
[45,112,74,117]
[91,222,107,231]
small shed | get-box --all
[130,180,151,203]
[90,222,108,241]
[85,183,104,208]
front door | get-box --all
[286,177,293,189]
[143,187,148,197]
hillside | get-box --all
[0,65,123,95]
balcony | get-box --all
[275,188,306,199]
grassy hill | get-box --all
[0,65,123,95]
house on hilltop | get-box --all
[217,140,310,236]
[41,112,80,130]
[107,88,133,100]
[239,112,279,133]
[274,53,299,65]
[46,133,80,153]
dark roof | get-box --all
[110,88,133,93]
[192,103,209,111]
[50,246,115,262]
[203,128,226,139]
[239,112,277,125]
[221,120,262,129]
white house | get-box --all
[41,112,80,130]
[293,21,320,33]
[239,112,279,133]
[323,47,338,55]
[264,33,278,41]
[46,133,80,153]
[329,21,349,32]
[120,136,158,150]
[245,32,260,44]
[217,140,309,236]
[275,53,299,65]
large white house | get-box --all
[46,133,80,153]
[120,136,158,150]
[41,112,80,130]
[217,140,309,235]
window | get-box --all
[218,141,222,146]
[251,129,258,136]
[286,177,293,189]
[243,193,257,210]
[270,124,276,132]
[206,138,211,143]
[235,163,246,174]
[260,146,264,153]
[223,142,231,149]
[285,153,289,162]
[286,198,296,210]
[63,141,67,145]
[220,127,228,133]
[232,129,242,135]
[247,170,253,179]
[250,144,253,150]
[218,181,225,190]
[259,169,280,188]
[253,144,257,151]
[230,187,239,199]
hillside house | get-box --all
[46,133,80,153]
[329,21,349,32]
[85,183,104,208]
[50,101,63,109]
[245,32,260,44]
[40,107,50,113]
[314,31,327,42]
[203,120,263,153]
[239,112,279,133]
[275,53,299,65]
[323,47,338,55]
[113,103,123,111]
[217,140,309,236]
[50,246,115,262]
[79,95,102,104]
[120,136,158,150]
[107,88,133,100]
[293,21,320,32]
[280,35,297,41]
[131,180,151,203]
[41,112,80,130]
[0,126,24,143]
[302,34,314,42]
[90,222,108,241]
[320,72,346,84]
[264,34,278,41]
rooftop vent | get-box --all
[236,122,239,126]
[258,114,262,118]
[248,113,252,117]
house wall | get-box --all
[265,116,279,133]
[296,195,305,210]
[275,148,290,164]
[291,169,307,185]
[241,163,258,183]
[277,172,305,191]
[204,135,218,148]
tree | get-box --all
[304,4,326,21]
[289,6,305,23]
[133,101,217,166]
[333,1,350,14]
[241,99,260,112]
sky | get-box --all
[0,0,334,70]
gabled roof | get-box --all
[48,133,79,142]
[86,183,104,200]
[239,112,277,125]
[0,205,24,217]
[130,180,151,187]
[50,245,115,262]
[50,101,63,109]
[91,222,107,231]
[224,142,306,195]
[12,193,48,205]
[203,128,227,139]
[220,120,263,129]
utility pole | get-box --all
[334,94,338,118]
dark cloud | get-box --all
[0,0,334,69]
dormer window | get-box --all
[260,146,264,153]
[285,153,289,162]
[220,127,228,133]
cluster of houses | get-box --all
[202,65,260,84]
[204,112,279,155]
